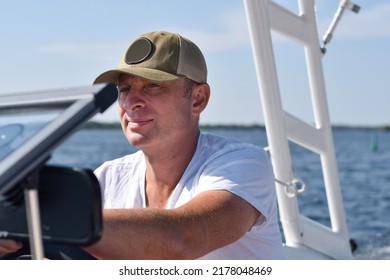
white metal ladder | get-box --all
[243,0,353,259]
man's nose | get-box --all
[119,89,145,111]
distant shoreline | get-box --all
[84,121,390,131]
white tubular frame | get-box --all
[243,0,352,259]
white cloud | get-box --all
[36,8,250,62]
[36,2,390,63]
[173,9,250,53]
[38,42,127,62]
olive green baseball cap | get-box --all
[94,31,207,84]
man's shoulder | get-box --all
[196,132,269,168]
[199,132,264,154]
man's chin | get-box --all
[126,133,150,149]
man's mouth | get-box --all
[127,117,153,128]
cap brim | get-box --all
[93,67,182,85]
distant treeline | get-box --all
[83,121,390,131]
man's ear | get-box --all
[192,83,210,116]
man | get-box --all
[0,31,283,259]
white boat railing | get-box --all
[243,0,353,259]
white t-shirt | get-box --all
[94,132,284,259]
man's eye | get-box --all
[119,86,131,94]
[118,87,131,101]
[146,83,159,89]
[144,83,162,95]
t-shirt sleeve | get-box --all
[195,146,276,222]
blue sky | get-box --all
[0,0,389,126]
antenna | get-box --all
[321,0,360,54]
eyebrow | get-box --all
[117,74,130,85]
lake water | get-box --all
[49,126,390,260]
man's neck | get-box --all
[143,130,200,208]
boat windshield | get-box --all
[0,84,117,196]
[0,109,60,161]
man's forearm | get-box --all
[84,208,203,260]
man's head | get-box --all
[94,31,207,85]
[94,31,210,151]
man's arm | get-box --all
[84,190,260,259]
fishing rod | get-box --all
[321,0,361,54]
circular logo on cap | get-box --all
[125,37,153,64]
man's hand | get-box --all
[0,239,23,256]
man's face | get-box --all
[117,74,196,150]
